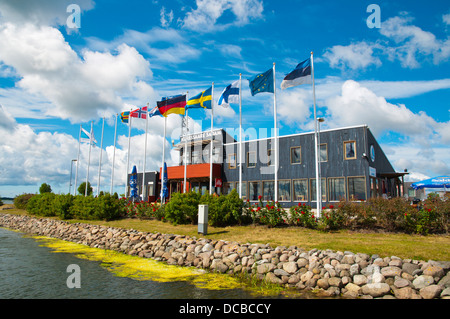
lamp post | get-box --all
[69,159,77,194]
[317,118,325,217]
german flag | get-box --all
[157,95,186,117]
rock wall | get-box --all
[1,213,449,299]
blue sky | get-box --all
[0,0,449,197]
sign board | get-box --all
[215,178,223,188]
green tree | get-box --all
[78,182,93,196]
[39,183,52,194]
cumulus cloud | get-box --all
[323,13,450,70]
[181,0,264,32]
[0,23,155,122]
[323,41,383,70]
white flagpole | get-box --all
[161,116,167,204]
[142,104,149,201]
[85,121,93,196]
[125,110,132,197]
[184,92,189,193]
[110,113,118,194]
[209,82,214,195]
[273,62,278,202]
[74,124,82,195]
[97,117,105,196]
[239,73,243,199]
[311,51,322,217]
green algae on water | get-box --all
[33,236,288,296]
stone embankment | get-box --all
[1,213,449,299]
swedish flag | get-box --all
[186,86,212,109]
[248,67,274,96]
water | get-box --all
[0,228,298,299]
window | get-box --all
[267,149,274,166]
[263,181,275,201]
[319,144,328,162]
[237,182,247,201]
[278,180,291,201]
[344,141,356,160]
[192,150,202,164]
[348,176,366,201]
[223,182,235,195]
[247,151,257,168]
[293,179,308,201]
[310,178,327,202]
[290,146,301,164]
[328,177,346,201]
[228,153,236,169]
[248,181,261,201]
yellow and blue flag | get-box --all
[120,111,130,123]
[186,86,212,109]
[248,67,274,96]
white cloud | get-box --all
[380,15,450,68]
[0,23,155,122]
[323,41,382,70]
[0,0,95,27]
[0,104,16,130]
[277,89,312,126]
[325,80,449,144]
[160,6,174,27]
[181,0,264,32]
[443,13,450,25]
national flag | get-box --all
[148,106,162,118]
[157,95,186,117]
[130,106,148,119]
[186,86,212,109]
[248,68,274,96]
[217,80,239,108]
[281,58,312,89]
[120,111,130,123]
[80,127,97,145]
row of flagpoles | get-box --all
[72,52,321,213]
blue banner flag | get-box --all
[248,67,274,96]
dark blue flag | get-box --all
[248,67,274,96]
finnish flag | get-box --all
[217,80,240,108]
[281,58,312,90]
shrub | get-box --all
[94,193,122,221]
[77,182,93,196]
[53,193,75,219]
[165,191,201,225]
[289,203,316,228]
[200,190,248,227]
[14,193,35,210]
[39,183,52,194]
[26,193,57,217]
[70,196,97,220]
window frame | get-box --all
[344,140,357,160]
[290,146,301,165]
[228,153,237,169]
[293,179,309,202]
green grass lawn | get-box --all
[2,207,449,261]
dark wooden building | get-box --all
[130,125,407,207]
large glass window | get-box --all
[237,182,247,201]
[344,141,356,160]
[328,178,346,201]
[249,181,261,201]
[263,181,275,201]
[348,176,366,201]
[228,153,236,169]
[247,151,257,168]
[278,180,291,201]
[290,146,301,164]
[293,179,308,201]
[310,178,327,202]
[319,144,328,162]
[223,182,235,195]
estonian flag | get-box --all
[281,58,312,90]
[186,86,212,110]
[217,80,239,108]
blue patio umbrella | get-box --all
[411,176,450,190]
[129,165,140,202]
[161,162,169,202]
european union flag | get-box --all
[248,67,274,96]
